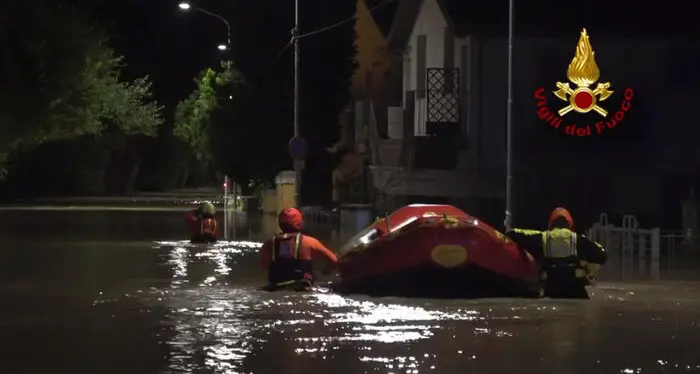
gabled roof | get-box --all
[387,0,700,51]
[364,0,399,39]
[386,0,423,51]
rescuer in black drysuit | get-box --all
[506,207,608,299]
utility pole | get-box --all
[504,0,514,232]
[292,0,302,207]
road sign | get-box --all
[288,136,308,159]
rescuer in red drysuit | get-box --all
[505,207,608,299]
[259,207,339,291]
[185,201,219,243]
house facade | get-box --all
[368,0,700,227]
[350,0,399,107]
[332,0,402,205]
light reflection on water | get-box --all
[146,240,700,374]
[162,288,261,374]
[3,210,700,373]
[153,240,503,373]
[156,240,262,287]
[157,287,491,373]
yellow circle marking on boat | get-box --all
[431,245,467,268]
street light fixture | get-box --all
[177,2,231,51]
[178,0,301,206]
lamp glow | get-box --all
[178,2,191,10]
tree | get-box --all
[173,63,242,185]
[0,2,163,178]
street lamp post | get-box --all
[178,2,231,51]
[179,1,303,207]
[504,0,515,232]
[292,0,302,207]
[178,1,234,227]
[178,3,233,89]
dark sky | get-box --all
[43,0,700,113]
[94,0,391,120]
[94,0,239,110]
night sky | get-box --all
[88,0,699,124]
[86,0,376,127]
[19,0,700,132]
[93,0,235,111]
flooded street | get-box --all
[1,209,700,373]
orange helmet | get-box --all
[548,207,574,229]
[278,207,304,232]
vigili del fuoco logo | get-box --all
[534,28,634,137]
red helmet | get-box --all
[278,207,303,232]
[548,207,574,229]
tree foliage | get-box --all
[0,2,163,177]
[173,63,241,165]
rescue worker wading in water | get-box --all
[185,201,219,243]
[506,207,608,299]
[259,207,339,291]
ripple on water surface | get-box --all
[129,241,700,374]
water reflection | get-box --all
[3,209,700,373]
[155,239,491,372]
[163,288,262,373]
[144,237,700,374]
[156,240,262,287]
[154,240,263,373]
[150,239,532,373]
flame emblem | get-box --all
[553,29,613,117]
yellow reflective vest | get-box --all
[541,228,578,259]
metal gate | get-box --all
[426,68,460,126]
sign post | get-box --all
[231,180,237,240]
[223,175,229,240]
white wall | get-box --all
[402,0,466,136]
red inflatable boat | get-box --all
[336,204,540,298]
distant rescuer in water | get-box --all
[185,201,219,243]
[259,207,339,291]
[506,207,608,299]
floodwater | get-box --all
[1,208,700,374]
